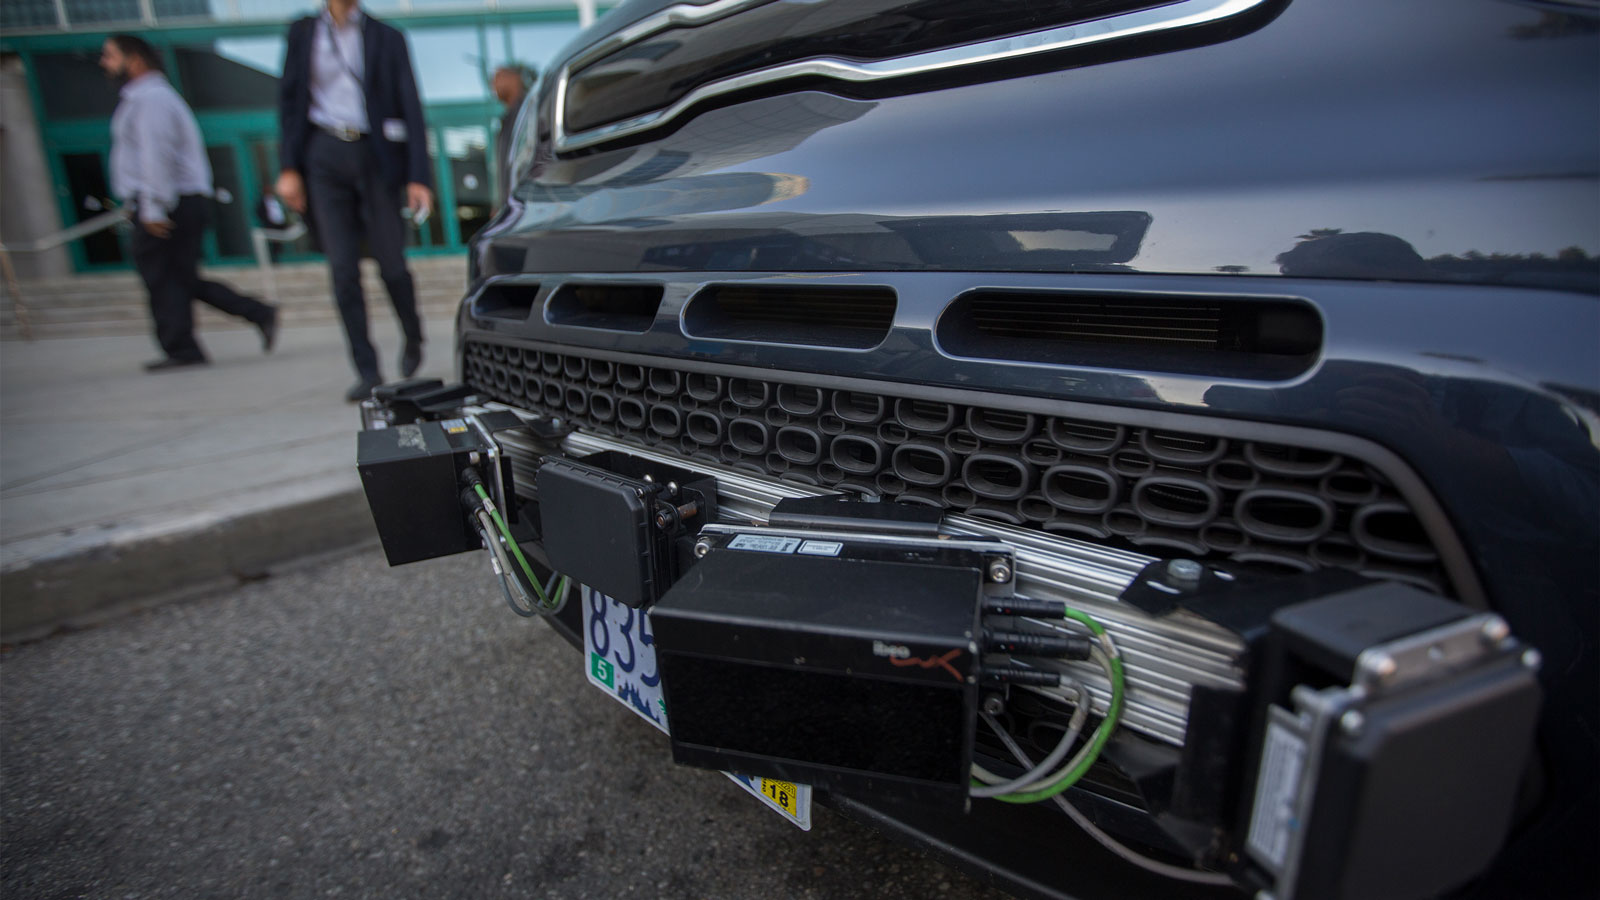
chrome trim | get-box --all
[555,0,1275,153]
[566,0,775,74]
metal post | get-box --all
[0,249,34,341]
[251,228,281,308]
[577,0,596,28]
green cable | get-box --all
[987,605,1126,804]
[473,482,553,609]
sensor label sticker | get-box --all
[727,534,801,554]
[797,541,843,557]
[1246,713,1308,873]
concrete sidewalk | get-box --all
[1,311,456,640]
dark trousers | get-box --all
[305,130,422,382]
[131,194,274,362]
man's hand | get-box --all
[142,219,173,239]
[406,183,433,222]
[276,170,306,214]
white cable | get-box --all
[477,510,539,616]
[971,646,1116,796]
[970,678,1089,796]
[979,700,1236,887]
[1051,796,1235,887]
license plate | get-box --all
[582,586,812,830]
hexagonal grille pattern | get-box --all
[465,340,1451,594]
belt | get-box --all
[316,123,367,142]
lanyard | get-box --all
[320,12,364,88]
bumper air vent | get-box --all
[545,283,664,333]
[472,282,541,321]
[682,285,896,350]
[464,340,1460,598]
[937,291,1322,380]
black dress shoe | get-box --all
[143,357,209,372]
[258,306,280,354]
[345,378,381,403]
[399,343,422,379]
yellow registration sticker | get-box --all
[724,771,812,830]
[759,779,800,817]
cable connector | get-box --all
[983,629,1092,660]
[983,597,1068,619]
[981,666,1065,688]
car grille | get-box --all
[464,338,1453,596]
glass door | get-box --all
[57,149,127,268]
[441,124,494,246]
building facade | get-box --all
[0,1,597,276]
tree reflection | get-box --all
[1277,229,1599,291]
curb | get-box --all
[0,482,375,642]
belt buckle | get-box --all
[327,124,360,142]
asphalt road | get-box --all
[1,544,1014,900]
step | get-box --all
[3,277,468,310]
[0,302,462,340]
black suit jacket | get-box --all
[278,12,431,190]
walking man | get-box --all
[102,34,279,372]
[275,0,433,402]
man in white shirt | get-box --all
[102,34,279,372]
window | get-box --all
[174,42,281,110]
[406,26,487,104]
[33,52,119,120]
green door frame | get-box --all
[2,5,600,272]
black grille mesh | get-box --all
[465,340,1450,594]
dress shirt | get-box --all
[309,6,369,133]
[109,72,212,225]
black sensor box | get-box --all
[357,416,506,565]
[649,530,988,809]
[536,451,716,608]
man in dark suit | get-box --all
[275,0,433,402]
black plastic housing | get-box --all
[357,419,492,566]
[1246,585,1541,900]
[650,534,987,809]
[535,451,716,608]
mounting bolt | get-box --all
[1480,616,1511,646]
[1364,651,1398,681]
[1166,559,1203,586]
[1522,648,1543,671]
[468,451,482,466]
[987,559,1013,584]
[693,540,712,559]
[982,695,1006,716]
[1340,710,1365,737]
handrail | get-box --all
[250,222,307,308]
[0,207,133,254]
[0,209,307,341]
[0,206,133,341]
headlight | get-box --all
[505,93,540,197]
